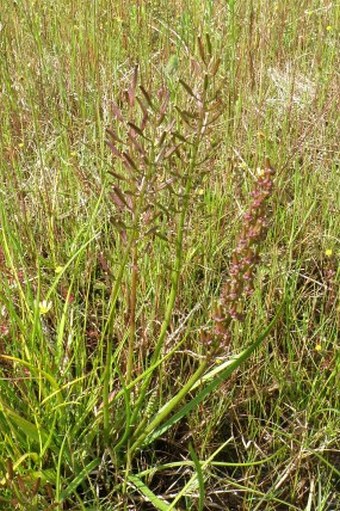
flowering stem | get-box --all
[125,108,206,448]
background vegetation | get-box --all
[0,1,339,509]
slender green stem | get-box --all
[102,178,148,444]
[102,237,134,444]
[127,240,138,384]
[126,96,207,449]
[129,360,208,456]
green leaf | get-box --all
[0,403,49,445]
[60,458,101,500]
[144,302,284,446]
[129,474,175,511]
[189,443,204,511]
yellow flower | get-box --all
[39,300,52,315]
[55,265,64,274]
[326,25,333,31]
[325,248,333,257]
[315,344,322,352]
[256,167,265,177]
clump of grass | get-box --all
[0,32,279,510]
[0,2,339,510]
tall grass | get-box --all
[0,1,339,509]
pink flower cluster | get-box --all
[213,159,275,341]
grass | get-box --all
[0,1,339,509]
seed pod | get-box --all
[111,100,124,122]
[111,186,132,211]
[6,459,14,480]
[106,140,123,159]
[136,96,149,119]
[205,33,212,57]
[106,128,124,144]
[139,85,154,110]
[179,79,198,99]
[157,130,167,147]
[127,121,145,137]
[129,134,148,162]
[204,73,209,92]
[108,170,128,182]
[197,35,206,64]
[122,151,139,171]
[210,57,221,76]
[164,143,182,159]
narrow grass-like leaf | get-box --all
[128,474,174,511]
[0,355,62,405]
[188,443,204,511]
[143,302,283,447]
[60,458,101,500]
[0,403,49,445]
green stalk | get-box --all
[102,237,134,445]
[129,360,208,456]
[127,240,138,384]
[126,100,207,450]
[102,178,149,444]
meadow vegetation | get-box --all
[0,1,339,509]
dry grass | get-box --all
[0,1,339,510]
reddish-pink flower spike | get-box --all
[212,158,275,346]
